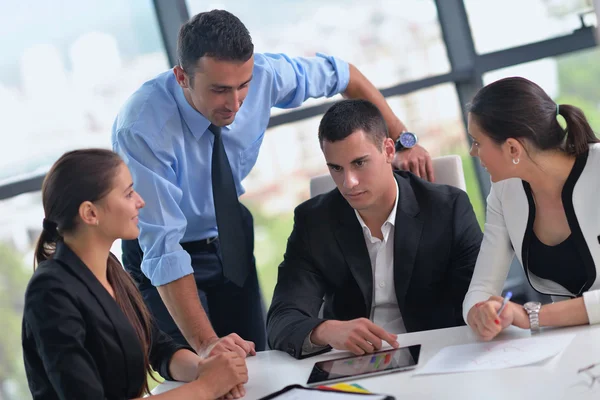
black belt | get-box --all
[181,236,218,253]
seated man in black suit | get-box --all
[267,99,483,359]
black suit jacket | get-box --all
[267,172,483,359]
[22,242,190,399]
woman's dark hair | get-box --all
[468,76,598,156]
[177,9,254,83]
[34,149,155,397]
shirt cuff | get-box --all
[583,289,600,325]
[316,52,350,96]
[301,329,329,356]
[141,250,193,286]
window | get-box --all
[483,47,600,133]
[186,0,450,115]
[465,0,596,54]
[0,1,167,397]
[0,0,168,184]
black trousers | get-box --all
[121,204,267,351]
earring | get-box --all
[512,158,520,165]
[95,220,99,226]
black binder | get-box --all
[258,384,395,400]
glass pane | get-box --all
[185,0,450,115]
[464,0,597,54]
[241,84,485,305]
[0,0,168,184]
[0,192,40,399]
[0,1,167,397]
[483,47,600,133]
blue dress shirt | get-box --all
[112,53,349,286]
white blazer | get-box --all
[463,144,600,325]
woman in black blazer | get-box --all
[22,149,248,399]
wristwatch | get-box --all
[395,131,418,152]
[523,301,542,333]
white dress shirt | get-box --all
[354,179,407,335]
[303,180,406,355]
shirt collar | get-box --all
[172,76,211,140]
[354,178,400,232]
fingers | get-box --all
[425,157,435,182]
[409,159,420,178]
[247,341,256,356]
[215,336,247,358]
[419,160,428,182]
[360,329,384,351]
[474,303,502,340]
[346,339,370,355]
[394,146,434,182]
[353,336,376,354]
[229,334,255,357]
[368,323,399,348]
[236,384,246,398]
[228,384,243,399]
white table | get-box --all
[153,324,600,399]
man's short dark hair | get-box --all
[318,99,389,150]
[177,10,254,81]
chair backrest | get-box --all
[309,154,466,198]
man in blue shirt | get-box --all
[112,9,432,374]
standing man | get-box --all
[112,9,432,361]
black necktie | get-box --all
[209,124,249,287]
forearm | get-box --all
[157,275,217,351]
[310,320,336,346]
[168,349,203,382]
[539,297,589,327]
[343,64,406,140]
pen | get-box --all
[496,291,513,316]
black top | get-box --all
[522,149,596,297]
[22,241,191,399]
[528,232,588,295]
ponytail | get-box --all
[558,104,599,156]
[107,253,158,396]
[33,218,61,269]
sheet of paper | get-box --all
[273,387,387,400]
[414,333,576,376]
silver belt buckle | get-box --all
[206,236,218,244]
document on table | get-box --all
[269,387,388,400]
[414,333,576,375]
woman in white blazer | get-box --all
[463,77,600,341]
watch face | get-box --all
[399,132,417,148]
[524,301,542,312]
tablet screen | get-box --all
[307,345,421,386]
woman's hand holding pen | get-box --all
[467,294,530,341]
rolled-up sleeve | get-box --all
[113,128,193,286]
[263,52,350,109]
[463,182,514,323]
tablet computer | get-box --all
[306,345,421,386]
